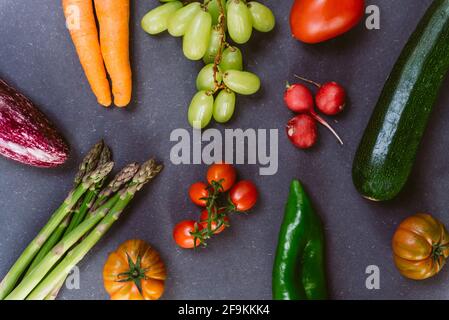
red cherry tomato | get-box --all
[173,220,202,249]
[188,182,209,207]
[230,180,258,212]
[290,0,365,44]
[199,209,229,234]
[207,163,237,192]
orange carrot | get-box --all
[94,0,132,107]
[62,0,111,107]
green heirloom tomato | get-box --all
[188,91,214,128]
[219,47,243,71]
[183,10,212,60]
[168,2,202,37]
[196,64,222,91]
[248,2,275,32]
[141,2,183,35]
[227,0,253,44]
[213,90,236,123]
[203,26,225,64]
[206,0,227,25]
[223,70,260,95]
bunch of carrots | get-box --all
[63,0,131,107]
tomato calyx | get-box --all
[116,253,149,294]
[432,243,449,261]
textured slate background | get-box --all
[1,0,449,300]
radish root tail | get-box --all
[294,74,322,88]
[313,113,344,145]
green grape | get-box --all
[206,0,227,25]
[160,0,178,2]
[248,2,275,32]
[196,64,222,91]
[188,91,214,129]
[213,90,236,123]
[223,70,260,95]
[141,2,183,35]
[219,47,243,71]
[183,10,212,61]
[226,0,231,11]
[168,2,202,37]
[227,0,253,44]
[203,26,225,64]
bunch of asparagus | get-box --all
[0,140,163,300]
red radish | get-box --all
[284,80,343,145]
[286,114,318,149]
[284,83,314,113]
[316,82,346,115]
[294,75,346,115]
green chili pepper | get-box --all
[272,179,328,300]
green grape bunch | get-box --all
[141,0,276,128]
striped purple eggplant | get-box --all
[0,79,69,167]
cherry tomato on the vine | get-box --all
[207,163,237,192]
[199,209,229,234]
[189,182,209,207]
[173,220,202,249]
[229,180,258,211]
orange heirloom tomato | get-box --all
[290,0,365,44]
[103,239,166,300]
[392,213,449,280]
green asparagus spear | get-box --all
[25,144,112,276]
[7,163,139,299]
[26,160,163,300]
[40,162,140,300]
[73,140,105,187]
[0,162,113,299]
[24,215,72,277]
[44,278,65,300]
[64,145,113,235]
[90,162,140,212]
[5,194,121,300]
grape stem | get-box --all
[202,0,212,7]
[211,0,228,94]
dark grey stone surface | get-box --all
[1,0,448,300]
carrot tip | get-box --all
[114,98,131,108]
[98,99,112,107]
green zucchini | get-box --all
[352,0,449,201]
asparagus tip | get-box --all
[73,140,106,186]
